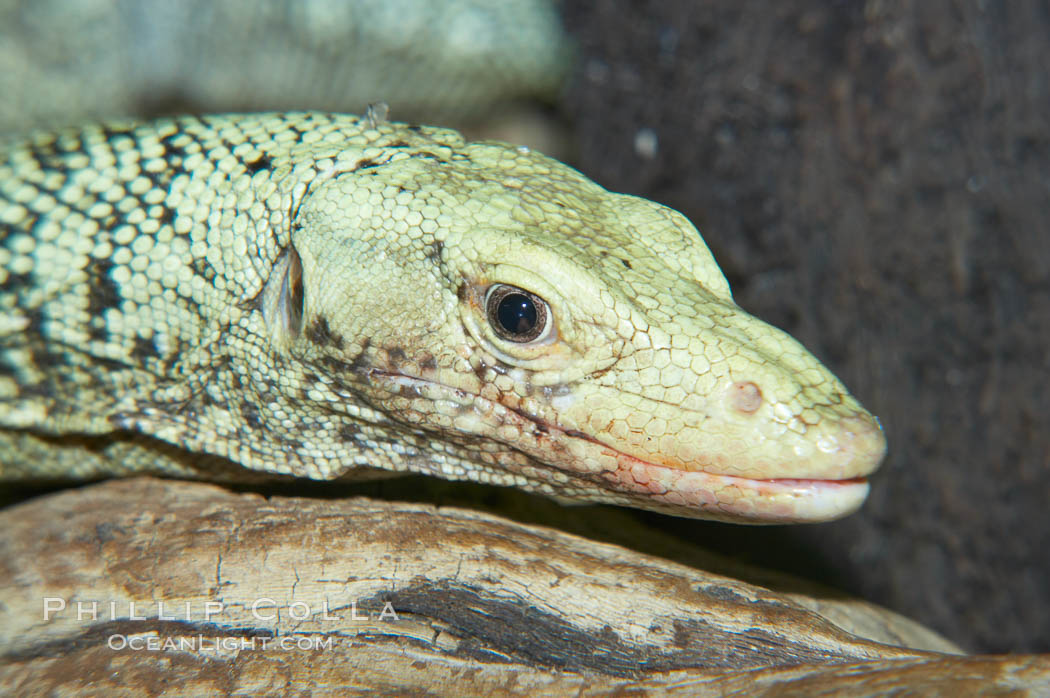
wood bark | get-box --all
[3,478,1049,694]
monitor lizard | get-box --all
[0,111,886,523]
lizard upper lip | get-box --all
[557,423,871,485]
[539,413,872,523]
[372,370,872,522]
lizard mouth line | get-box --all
[370,368,871,521]
[369,369,868,488]
[551,423,868,488]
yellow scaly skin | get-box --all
[0,112,885,523]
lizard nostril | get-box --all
[728,381,763,414]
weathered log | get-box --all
[1,478,1047,695]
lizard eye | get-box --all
[486,284,551,343]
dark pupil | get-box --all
[497,293,537,335]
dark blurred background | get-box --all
[558,1,1048,654]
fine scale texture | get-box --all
[0,111,886,523]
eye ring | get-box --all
[485,284,552,343]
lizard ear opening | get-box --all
[261,246,304,345]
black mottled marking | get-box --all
[160,336,191,371]
[325,374,352,394]
[215,131,246,157]
[348,337,373,372]
[99,123,135,139]
[22,306,45,334]
[85,258,122,315]
[287,122,309,141]
[386,347,407,365]
[25,136,76,175]
[425,240,444,262]
[303,372,320,385]
[280,436,303,451]
[190,257,217,283]
[420,353,437,372]
[0,268,32,294]
[87,319,108,342]
[469,356,513,384]
[306,316,344,350]
[244,154,273,174]
[338,423,360,442]
[254,374,278,402]
[155,207,175,225]
[28,135,59,159]
[240,401,262,429]
[144,168,176,192]
[389,140,410,148]
[159,131,190,157]
[226,367,247,393]
[620,258,632,270]
[318,355,354,373]
[131,335,160,360]
[7,376,52,401]
[316,336,377,376]
[88,354,134,373]
[351,157,380,172]
[197,384,219,407]
[18,212,41,237]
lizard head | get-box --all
[269,134,886,523]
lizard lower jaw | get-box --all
[557,423,871,522]
[594,446,872,523]
[371,370,873,523]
